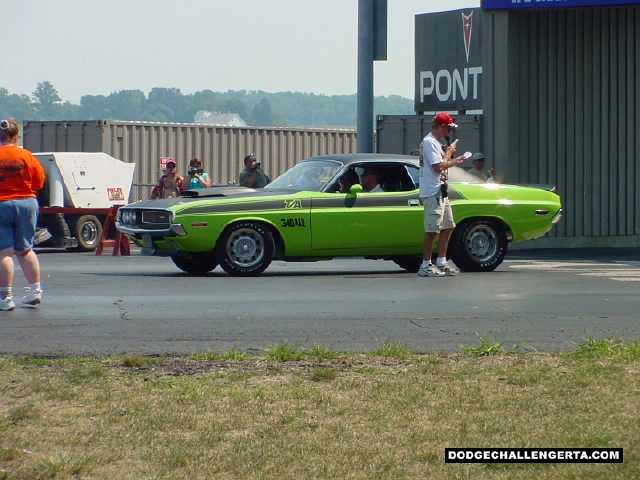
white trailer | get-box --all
[34,152,135,251]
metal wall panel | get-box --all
[482,7,640,247]
[23,120,357,201]
[376,114,482,165]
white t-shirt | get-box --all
[419,132,445,198]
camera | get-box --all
[188,167,203,175]
[256,162,261,169]
[440,182,448,198]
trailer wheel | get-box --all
[72,215,103,252]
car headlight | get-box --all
[121,209,136,224]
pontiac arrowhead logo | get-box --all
[462,11,473,63]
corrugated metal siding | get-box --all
[376,114,482,161]
[23,120,357,201]
[483,7,640,245]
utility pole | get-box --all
[357,0,387,153]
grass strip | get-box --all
[0,337,638,480]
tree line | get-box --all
[0,81,415,128]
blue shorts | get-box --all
[0,198,39,251]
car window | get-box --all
[266,160,343,192]
[353,163,419,192]
[406,164,420,189]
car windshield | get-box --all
[266,159,343,192]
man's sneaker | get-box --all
[22,288,43,306]
[417,265,445,277]
[436,263,460,276]
[0,296,15,311]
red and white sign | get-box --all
[107,187,125,202]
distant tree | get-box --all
[251,97,273,126]
[108,90,148,120]
[191,89,219,110]
[148,88,194,122]
[58,101,81,120]
[2,84,415,127]
[147,104,174,122]
[220,98,250,122]
[0,88,36,121]
[79,94,110,119]
[32,81,62,119]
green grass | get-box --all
[567,335,640,359]
[0,336,638,480]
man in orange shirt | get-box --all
[0,118,47,310]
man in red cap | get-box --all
[417,113,467,277]
[151,160,184,199]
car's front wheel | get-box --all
[216,222,275,276]
[449,218,508,272]
[171,252,218,274]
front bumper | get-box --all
[116,221,186,257]
[115,222,186,237]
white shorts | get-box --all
[423,193,456,233]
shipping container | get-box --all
[23,120,358,202]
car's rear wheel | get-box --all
[392,256,422,273]
[449,218,508,272]
[216,222,275,276]
[171,252,218,274]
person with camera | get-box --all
[239,153,270,188]
[184,157,211,190]
[417,113,467,278]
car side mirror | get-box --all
[349,184,364,196]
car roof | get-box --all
[301,153,419,167]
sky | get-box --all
[4,0,479,104]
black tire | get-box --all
[216,222,275,276]
[72,215,103,252]
[392,256,422,273]
[449,218,508,272]
[171,253,218,274]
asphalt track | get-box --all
[1,248,639,356]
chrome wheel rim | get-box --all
[80,221,99,246]
[226,228,265,267]
[464,224,498,262]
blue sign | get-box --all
[482,0,640,9]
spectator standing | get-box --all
[184,157,212,189]
[239,153,270,188]
[151,160,183,199]
[0,118,47,310]
[417,113,466,278]
[468,152,492,182]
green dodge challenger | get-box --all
[116,154,563,276]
